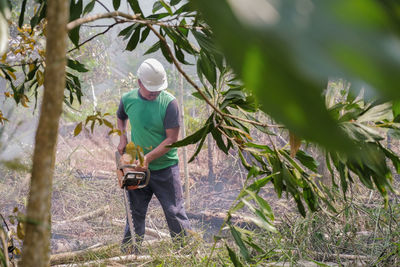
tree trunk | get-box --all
[20,1,69,266]
[206,105,214,185]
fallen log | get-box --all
[146,228,170,239]
[50,243,117,265]
[52,254,153,267]
[53,205,110,228]
[313,251,370,262]
[111,219,170,239]
[50,240,164,265]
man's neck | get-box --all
[138,88,146,100]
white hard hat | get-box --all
[137,58,168,92]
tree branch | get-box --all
[67,11,204,31]
[68,22,120,53]
[67,11,141,31]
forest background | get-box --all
[1,0,400,266]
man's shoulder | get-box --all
[122,88,139,103]
[161,90,176,102]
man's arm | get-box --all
[135,127,180,171]
[117,118,128,155]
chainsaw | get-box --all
[115,151,150,248]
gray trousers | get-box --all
[122,164,191,246]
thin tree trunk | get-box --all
[20,1,69,266]
[178,73,190,209]
[206,105,214,185]
[90,80,97,112]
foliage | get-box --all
[221,185,400,266]
[73,111,120,136]
[192,0,400,151]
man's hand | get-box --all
[117,118,128,155]
[118,134,128,155]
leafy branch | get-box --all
[145,23,277,130]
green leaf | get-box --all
[198,51,216,87]
[341,122,382,142]
[118,24,135,38]
[191,30,217,53]
[174,45,191,65]
[127,0,142,14]
[19,0,27,28]
[173,2,191,14]
[188,130,208,163]
[30,2,46,29]
[70,0,83,21]
[69,0,83,47]
[245,190,274,220]
[68,26,81,47]
[295,150,319,172]
[270,158,283,198]
[163,27,195,54]
[211,127,229,154]
[357,102,393,123]
[113,0,120,10]
[83,0,95,15]
[67,59,88,72]
[144,41,161,55]
[170,0,182,6]
[160,41,173,63]
[241,198,277,232]
[393,100,400,122]
[238,150,251,171]
[170,121,212,148]
[27,63,39,81]
[152,1,163,13]
[226,244,244,267]
[160,0,173,15]
[303,186,318,212]
[243,176,273,197]
[140,26,150,43]
[230,177,275,216]
[125,27,142,51]
[229,225,251,262]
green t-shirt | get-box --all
[121,88,179,170]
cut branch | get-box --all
[51,255,155,267]
[53,205,110,226]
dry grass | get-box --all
[2,123,400,266]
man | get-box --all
[116,58,191,252]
